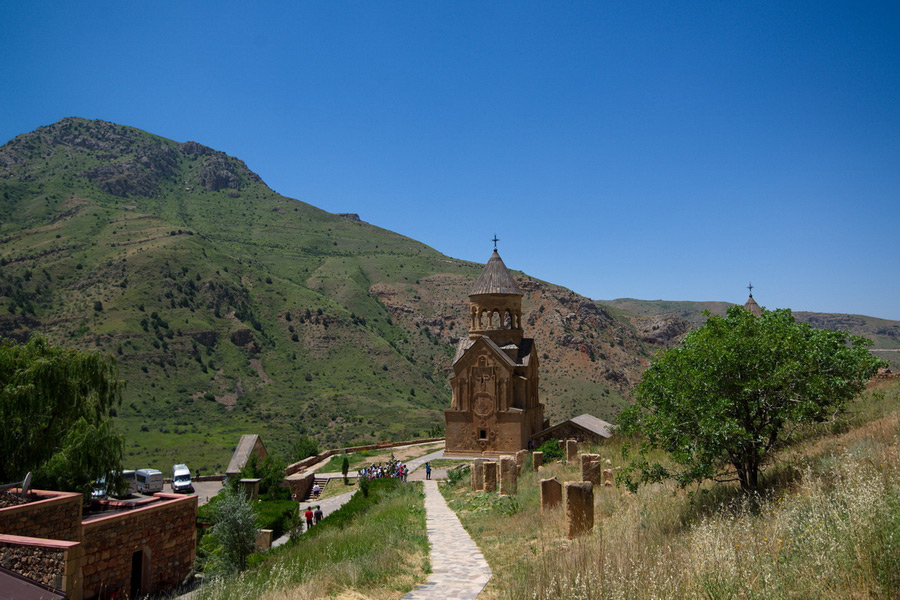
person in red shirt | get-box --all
[305,507,314,529]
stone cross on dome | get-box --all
[747,282,753,297]
[492,234,499,249]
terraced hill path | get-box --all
[403,451,492,600]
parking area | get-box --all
[162,479,223,507]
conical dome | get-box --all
[468,249,524,345]
[744,294,762,316]
[469,249,522,296]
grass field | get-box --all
[440,380,900,599]
[196,478,428,600]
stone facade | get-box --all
[0,490,196,600]
[0,538,76,591]
[80,493,197,599]
[446,250,545,456]
[0,491,82,542]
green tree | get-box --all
[291,434,319,461]
[618,306,883,493]
[0,336,124,496]
[341,455,350,484]
[207,486,259,575]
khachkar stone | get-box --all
[566,481,594,538]
[483,461,498,492]
[515,449,527,475]
[499,456,517,496]
[581,453,604,485]
[445,248,545,456]
[533,451,543,470]
[472,458,485,492]
[566,439,578,463]
[541,477,562,511]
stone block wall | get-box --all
[0,534,81,596]
[0,491,82,542]
[80,493,197,599]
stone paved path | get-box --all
[402,479,492,600]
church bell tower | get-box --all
[445,244,545,456]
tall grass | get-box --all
[196,479,428,600]
[443,382,900,599]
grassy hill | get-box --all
[0,118,657,472]
[3,118,896,472]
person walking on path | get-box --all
[314,505,324,524]
[305,507,314,529]
[424,462,432,480]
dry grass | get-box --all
[442,382,900,600]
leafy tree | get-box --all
[0,336,124,496]
[618,306,883,492]
[291,434,319,461]
[238,453,288,500]
[341,455,350,484]
[207,486,259,575]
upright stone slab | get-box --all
[499,456,518,496]
[581,453,599,476]
[472,458,485,492]
[515,449,528,475]
[541,477,562,511]
[566,481,594,538]
[581,453,604,485]
[566,439,578,463]
[240,478,261,502]
[533,451,544,470]
[483,461,498,492]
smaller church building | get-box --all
[445,249,547,456]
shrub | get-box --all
[537,439,565,462]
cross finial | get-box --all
[492,234,499,250]
[748,281,754,296]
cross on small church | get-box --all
[748,282,753,295]
[492,234,499,249]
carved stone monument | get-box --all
[472,458,485,492]
[483,461,498,493]
[566,481,594,538]
[541,477,562,511]
[566,439,578,463]
[533,451,543,470]
[499,456,518,496]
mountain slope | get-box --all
[0,118,660,471]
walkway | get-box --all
[402,479,492,599]
[272,488,357,548]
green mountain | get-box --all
[0,118,657,472]
[3,118,896,472]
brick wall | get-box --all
[80,493,197,598]
[0,491,82,542]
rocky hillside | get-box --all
[4,118,894,471]
[0,118,671,471]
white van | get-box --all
[172,464,194,494]
[135,468,164,494]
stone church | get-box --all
[445,249,547,456]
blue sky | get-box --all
[2,2,898,319]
